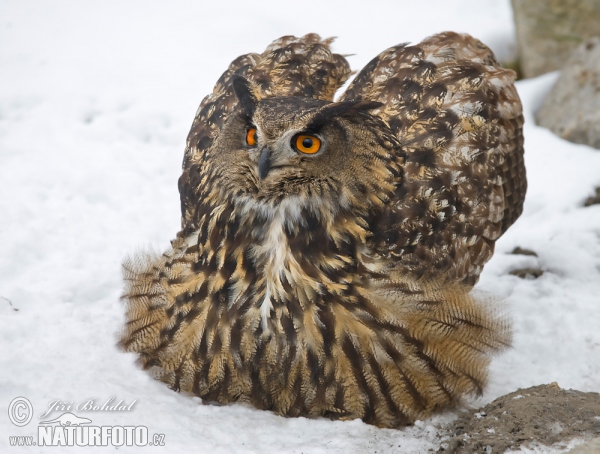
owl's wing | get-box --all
[178,34,351,235]
[341,32,526,285]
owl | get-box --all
[120,32,526,428]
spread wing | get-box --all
[178,34,351,236]
[341,32,526,285]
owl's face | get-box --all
[207,77,401,213]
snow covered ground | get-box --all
[1,1,599,452]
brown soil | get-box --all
[439,383,600,453]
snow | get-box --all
[1,1,599,452]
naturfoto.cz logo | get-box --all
[7,397,165,447]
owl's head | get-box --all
[206,77,402,214]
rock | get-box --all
[440,383,600,453]
[536,37,600,150]
[511,0,600,78]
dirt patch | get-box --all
[439,383,600,453]
[509,268,544,279]
[509,247,544,279]
[510,247,538,257]
[584,188,600,207]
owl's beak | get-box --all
[258,147,271,180]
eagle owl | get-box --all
[120,32,526,428]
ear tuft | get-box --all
[232,76,258,119]
[306,100,384,132]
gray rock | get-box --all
[536,37,600,150]
[512,0,600,78]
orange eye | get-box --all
[294,134,321,154]
[246,127,257,146]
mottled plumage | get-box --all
[120,32,526,428]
